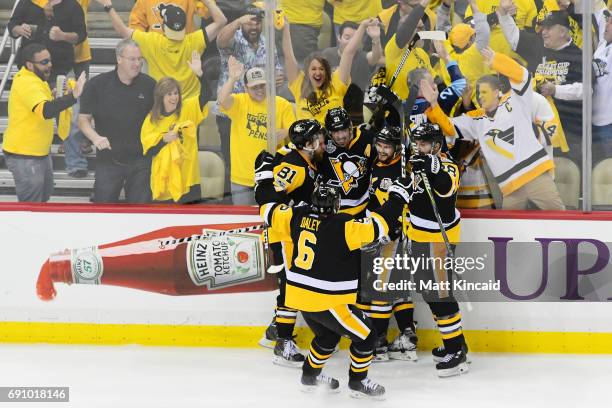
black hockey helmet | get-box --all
[289,119,323,149]
[411,123,444,146]
[376,125,402,147]
[324,107,351,132]
[311,183,341,215]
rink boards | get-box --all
[0,204,611,354]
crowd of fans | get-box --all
[3,0,612,208]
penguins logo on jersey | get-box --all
[329,153,367,194]
[594,58,608,79]
[484,127,515,159]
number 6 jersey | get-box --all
[259,199,403,312]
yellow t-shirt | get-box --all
[280,0,325,27]
[132,30,207,98]
[289,69,349,124]
[141,97,209,201]
[329,0,382,24]
[74,0,91,63]
[129,0,208,34]
[3,68,55,156]
[384,37,434,100]
[465,0,537,62]
[220,94,296,187]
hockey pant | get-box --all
[302,304,376,381]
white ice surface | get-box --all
[0,344,608,408]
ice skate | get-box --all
[436,349,469,378]
[388,326,418,361]
[272,338,305,368]
[373,334,389,362]
[301,373,340,393]
[348,378,386,400]
[258,319,277,349]
[432,342,471,364]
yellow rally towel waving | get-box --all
[142,120,198,202]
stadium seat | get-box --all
[199,102,221,152]
[553,157,580,209]
[593,158,612,206]
[199,151,225,200]
[318,12,332,50]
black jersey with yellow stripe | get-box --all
[408,155,461,243]
[319,125,375,215]
[259,196,403,312]
[272,146,318,206]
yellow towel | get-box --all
[57,78,76,140]
[143,121,196,201]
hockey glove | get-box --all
[254,150,274,183]
[409,154,440,175]
[388,176,413,204]
[375,84,399,107]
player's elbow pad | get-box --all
[433,174,455,197]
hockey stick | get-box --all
[365,31,447,131]
[158,224,265,248]
[405,84,455,259]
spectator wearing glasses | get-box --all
[78,39,156,203]
[3,43,86,202]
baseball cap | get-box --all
[245,67,266,87]
[160,4,186,41]
[540,10,571,29]
[449,24,475,49]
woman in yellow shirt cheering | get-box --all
[140,51,215,203]
[282,17,379,124]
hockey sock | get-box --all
[369,301,392,338]
[392,301,415,332]
[430,302,464,353]
[349,344,374,381]
[303,340,335,377]
[275,307,297,339]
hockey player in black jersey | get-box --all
[319,107,376,216]
[254,150,413,399]
[407,123,469,378]
[258,120,326,368]
[360,125,419,363]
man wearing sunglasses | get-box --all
[3,43,85,202]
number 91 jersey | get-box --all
[272,145,318,205]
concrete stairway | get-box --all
[0,0,133,199]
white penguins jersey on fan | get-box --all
[593,37,612,126]
[451,69,554,197]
